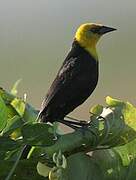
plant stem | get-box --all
[5,145,26,180]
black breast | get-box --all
[39,40,99,122]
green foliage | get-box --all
[0,95,7,131]
[10,79,21,96]
[21,123,55,146]
[1,82,136,179]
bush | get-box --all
[1,82,136,180]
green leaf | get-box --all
[11,79,21,96]
[0,160,46,180]
[63,153,102,180]
[37,162,52,178]
[3,115,23,136]
[0,87,38,122]
[90,149,126,180]
[11,98,26,117]
[0,137,21,152]
[90,104,103,115]
[106,96,124,106]
[6,104,18,119]
[114,138,136,166]
[2,82,136,180]
[23,103,38,122]
[45,130,87,156]
[81,138,136,180]
[0,87,15,104]
[125,159,136,180]
[21,122,55,146]
[59,128,136,180]
[45,97,136,157]
[0,95,7,131]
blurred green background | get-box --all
[0,0,136,119]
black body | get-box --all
[39,41,99,123]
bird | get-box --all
[38,23,116,128]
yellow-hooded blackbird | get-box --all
[39,23,116,127]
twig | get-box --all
[5,145,26,180]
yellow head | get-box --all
[75,23,116,59]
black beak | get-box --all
[99,26,117,35]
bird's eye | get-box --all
[90,27,100,33]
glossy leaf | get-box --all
[0,160,46,180]
[0,137,21,152]
[11,98,26,117]
[45,97,136,156]
[37,162,52,178]
[21,122,55,146]
[0,95,7,131]
[3,115,23,136]
[23,103,38,122]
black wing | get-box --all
[40,57,81,113]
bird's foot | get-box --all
[57,118,91,130]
